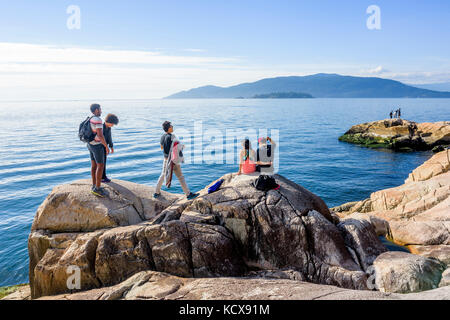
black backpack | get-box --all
[253,175,279,191]
[78,116,95,143]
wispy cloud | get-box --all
[363,66,389,75]
[183,48,206,53]
[0,43,231,65]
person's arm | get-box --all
[107,128,114,153]
[237,150,243,175]
[96,128,110,154]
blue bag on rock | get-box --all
[208,179,224,194]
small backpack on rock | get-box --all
[253,175,279,191]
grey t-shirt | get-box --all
[160,133,173,158]
[89,116,103,145]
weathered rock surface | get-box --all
[373,252,446,293]
[33,270,450,300]
[29,173,385,299]
[333,151,450,268]
[31,179,179,232]
[406,149,450,182]
[337,218,387,271]
[339,119,450,151]
[440,268,450,287]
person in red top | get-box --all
[237,139,272,175]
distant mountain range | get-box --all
[413,82,450,92]
[165,73,450,99]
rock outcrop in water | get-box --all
[339,119,450,151]
[334,150,450,292]
[28,173,391,299]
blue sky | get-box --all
[0,0,449,99]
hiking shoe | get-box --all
[102,177,111,183]
[91,187,107,198]
[186,192,199,200]
[153,193,160,198]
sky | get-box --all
[0,0,449,100]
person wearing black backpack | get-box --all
[86,104,109,197]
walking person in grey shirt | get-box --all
[154,121,199,200]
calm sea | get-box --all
[0,98,449,287]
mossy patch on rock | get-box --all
[0,284,28,299]
[338,133,391,149]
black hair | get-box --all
[162,121,172,132]
[243,139,250,150]
[105,113,119,125]
[90,103,101,114]
[243,139,251,159]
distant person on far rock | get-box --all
[87,104,109,197]
[256,136,277,174]
[398,108,402,118]
[237,139,271,175]
[101,113,119,183]
[389,111,393,119]
[154,121,199,200]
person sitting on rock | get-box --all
[154,121,199,200]
[256,136,276,174]
[101,113,119,183]
[237,139,271,175]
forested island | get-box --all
[251,92,313,99]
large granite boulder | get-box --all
[29,174,378,299]
[373,252,446,293]
[339,119,450,151]
[333,150,450,268]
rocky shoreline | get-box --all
[339,119,450,151]
[2,151,450,300]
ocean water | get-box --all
[0,98,449,287]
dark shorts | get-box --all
[87,143,105,164]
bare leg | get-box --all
[95,163,104,188]
[91,160,97,186]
